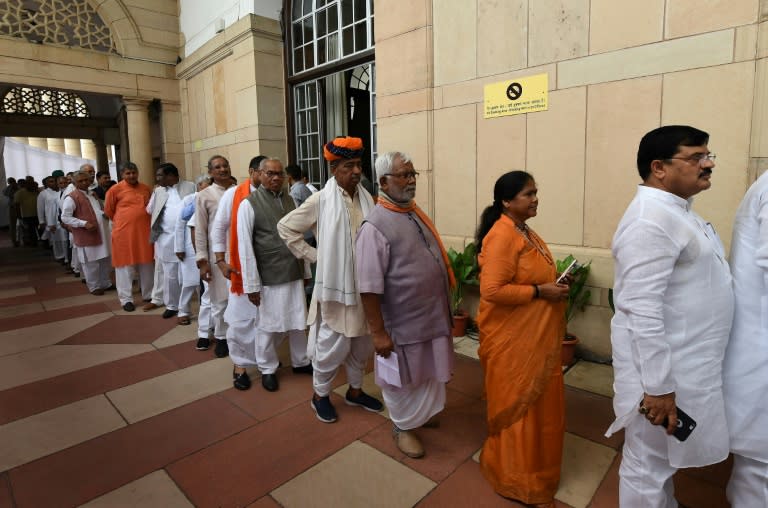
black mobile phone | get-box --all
[663,406,697,441]
[640,402,697,441]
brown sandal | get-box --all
[177,316,191,325]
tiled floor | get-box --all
[0,237,734,507]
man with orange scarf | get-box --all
[234,157,311,392]
[356,151,455,458]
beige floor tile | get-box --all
[152,325,195,349]
[454,337,479,360]
[472,448,481,462]
[0,395,126,471]
[42,293,111,311]
[0,302,44,319]
[106,358,233,423]
[555,433,616,508]
[1,275,29,284]
[564,361,615,397]
[55,276,80,284]
[78,470,193,508]
[333,371,390,420]
[0,344,154,391]
[0,263,42,273]
[0,287,35,299]
[0,313,113,357]
[271,441,436,508]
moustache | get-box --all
[699,169,713,177]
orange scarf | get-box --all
[377,194,456,289]
[228,181,252,295]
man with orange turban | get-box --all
[278,136,383,423]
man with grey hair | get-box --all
[356,151,454,458]
[233,157,310,392]
[61,170,112,294]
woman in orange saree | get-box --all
[476,171,569,508]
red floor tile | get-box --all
[588,452,621,508]
[32,280,90,299]
[0,350,178,425]
[221,366,317,422]
[361,387,487,482]
[565,386,624,450]
[0,295,42,307]
[674,467,731,508]
[166,393,387,508]
[416,458,526,507]
[446,354,484,399]
[8,395,255,507]
[158,340,220,369]
[0,472,14,508]
[58,315,178,345]
[0,302,112,332]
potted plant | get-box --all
[447,242,479,337]
[556,255,592,366]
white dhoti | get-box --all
[52,239,68,261]
[150,258,164,305]
[115,263,154,305]
[727,455,768,508]
[382,378,445,431]
[161,260,181,311]
[224,291,259,368]
[309,317,372,397]
[197,280,212,339]
[618,413,678,508]
[81,257,113,293]
[253,280,310,374]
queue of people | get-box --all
[4,127,765,508]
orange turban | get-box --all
[323,136,364,161]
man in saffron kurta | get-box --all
[104,162,154,312]
[356,151,454,459]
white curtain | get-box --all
[2,137,98,183]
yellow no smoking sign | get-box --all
[483,73,548,119]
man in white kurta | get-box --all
[48,172,70,265]
[36,176,56,247]
[60,171,112,294]
[725,170,768,507]
[195,156,235,358]
[606,126,734,507]
[236,158,310,392]
[147,163,196,320]
[278,137,383,423]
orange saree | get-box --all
[476,214,566,504]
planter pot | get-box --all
[452,311,468,337]
[561,334,580,367]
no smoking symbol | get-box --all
[506,82,523,101]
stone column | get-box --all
[47,138,66,153]
[123,97,154,186]
[12,137,28,145]
[94,137,109,175]
[64,138,82,156]
[81,139,98,161]
[28,138,48,149]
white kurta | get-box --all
[213,184,260,323]
[726,171,768,463]
[174,193,199,288]
[61,190,111,262]
[236,202,308,332]
[607,185,733,468]
[44,189,68,242]
[152,186,183,263]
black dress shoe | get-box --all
[233,369,251,390]
[261,373,279,392]
[292,364,313,375]
[162,309,178,319]
[122,302,135,312]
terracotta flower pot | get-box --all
[561,333,579,367]
[452,311,468,337]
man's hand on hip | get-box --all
[641,392,678,434]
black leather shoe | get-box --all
[233,369,251,390]
[162,309,178,319]
[214,339,229,358]
[122,302,135,312]
[292,364,313,375]
[261,373,279,392]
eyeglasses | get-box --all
[264,171,285,178]
[666,153,716,165]
[383,171,420,180]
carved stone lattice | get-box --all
[2,86,90,118]
[0,0,116,53]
